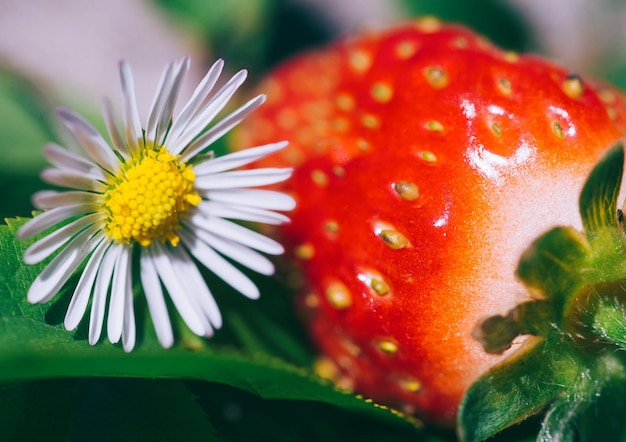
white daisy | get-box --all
[17,57,295,352]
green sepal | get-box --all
[536,397,585,442]
[575,372,626,442]
[566,281,626,349]
[516,226,590,305]
[458,338,563,442]
[579,142,624,249]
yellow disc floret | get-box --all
[103,144,201,247]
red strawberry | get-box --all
[234,18,626,424]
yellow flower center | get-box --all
[103,144,201,247]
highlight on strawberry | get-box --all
[234,16,626,438]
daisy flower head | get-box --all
[18,57,295,352]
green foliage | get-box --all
[579,143,624,249]
[0,217,421,441]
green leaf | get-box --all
[576,375,626,442]
[0,381,78,441]
[579,142,624,248]
[536,398,583,442]
[0,379,217,442]
[516,226,590,305]
[457,339,564,442]
[0,217,419,436]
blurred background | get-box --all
[1,0,626,219]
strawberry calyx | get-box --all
[459,143,626,441]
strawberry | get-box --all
[234,18,626,424]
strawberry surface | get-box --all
[234,18,626,423]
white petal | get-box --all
[204,188,296,211]
[41,168,106,192]
[172,69,248,155]
[56,107,120,173]
[23,212,102,264]
[188,212,284,255]
[121,274,136,352]
[194,168,293,190]
[102,98,129,158]
[89,244,121,345]
[188,225,275,275]
[155,58,188,147]
[149,243,210,337]
[181,230,259,299]
[43,143,105,180]
[27,226,102,304]
[180,94,265,162]
[167,244,222,328]
[33,190,100,210]
[107,246,131,344]
[147,57,189,146]
[139,251,174,348]
[193,141,288,176]
[64,237,109,330]
[119,61,143,156]
[18,203,98,240]
[167,59,224,149]
[197,201,290,225]
[146,60,176,143]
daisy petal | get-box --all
[140,252,174,348]
[167,59,224,149]
[149,243,210,337]
[43,143,105,179]
[181,94,265,161]
[173,70,248,155]
[41,168,106,192]
[188,226,275,275]
[168,244,223,327]
[102,98,129,158]
[146,57,189,146]
[107,246,131,344]
[33,190,100,210]
[155,57,189,146]
[198,201,290,225]
[121,274,136,352]
[18,203,97,240]
[119,61,143,156]
[27,226,101,303]
[56,107,120,173]
[89,244,121,345]
[146,60,176,143]
[64,237,109,330]
[23,212,101,264]
[193,141,288,175]
[204,189,296,211]
[181,230,259,299]
[194,168,293,190]
[189,212,284,255]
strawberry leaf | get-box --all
[516,226,590,305]
[458,338,564,442]
[535,398,583,442]
[579,143,624,249]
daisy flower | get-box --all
[17,57,295,352]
